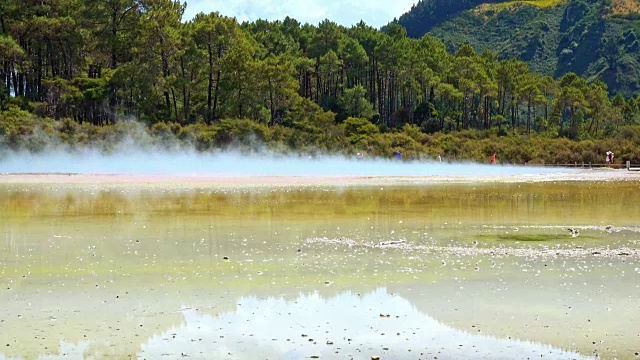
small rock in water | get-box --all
[371,356,380,360]
[222,256,229,260]
[326,341,333,345]
[379,240,405,246]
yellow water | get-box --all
[1,181,639,359]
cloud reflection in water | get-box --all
[139,288,591,359]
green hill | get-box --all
[395,0,640,96]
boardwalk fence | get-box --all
[530,161,639,171]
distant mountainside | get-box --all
[395,0,640,96]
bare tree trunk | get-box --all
[315,59,320,103]
[527,98,531,134]
[109,5,119,125]
[207,43,213,124]
[160,35,172,117]
[180,57,189,121]
[213,63,221,120]
[171,89,178,122]
[268,77,274,126]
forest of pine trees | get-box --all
[2,0,640,163]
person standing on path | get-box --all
[606,151,614,164]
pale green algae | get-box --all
[0,181,639,359]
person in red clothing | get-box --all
[491,152,497,164]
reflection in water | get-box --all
[139,289,590,360]
[0,342,88,360]
[1,182,638,359]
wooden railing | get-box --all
[525,161,639,170]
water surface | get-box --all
[1,181,639,359]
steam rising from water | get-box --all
[0,121,575,176]
[0,149,573,176]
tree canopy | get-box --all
[1,0,640,162]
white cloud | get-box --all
[183,0,416,28]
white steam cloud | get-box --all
[0,120,574,177]
[0,149,573,177]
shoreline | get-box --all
[0,168,639,186]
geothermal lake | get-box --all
[1,177,639,359]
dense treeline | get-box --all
[1,0,640,163]
[4,106,640,164]
[398,0,640,96]
[395,0,496,37]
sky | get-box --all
[182,0,417,28]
